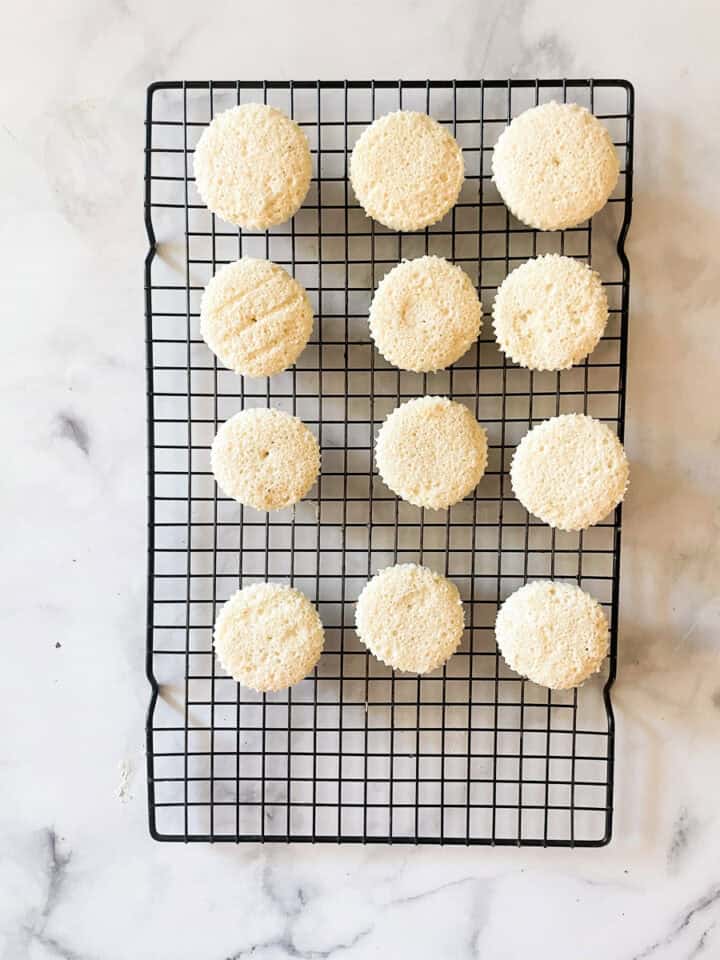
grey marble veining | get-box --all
[1,0,719,958]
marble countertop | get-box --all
[2,1,719,957]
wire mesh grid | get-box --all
[144,79,633,845]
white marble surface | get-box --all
[2,1,720,957]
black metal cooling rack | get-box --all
[144,79,634,846]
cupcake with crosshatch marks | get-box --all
[350,111,464,231]
[200,258,313,377]
[194,103,312,229]
[492,102,619,230]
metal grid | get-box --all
[144,79,633,845]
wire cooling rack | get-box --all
[144,79,633,846]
